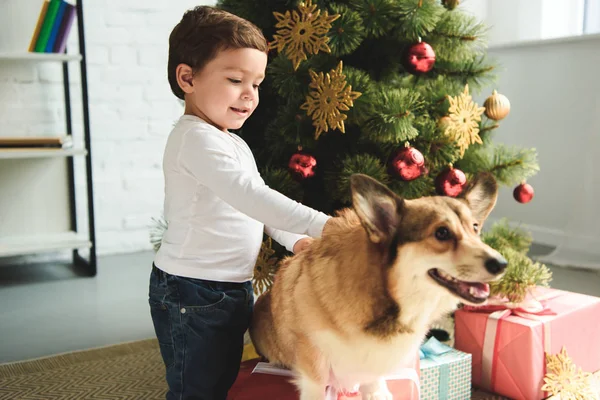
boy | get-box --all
[150,6,332,400]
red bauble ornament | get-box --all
[436,167,467,197]
[391,146,426,181]
[288,151,317,181]
[513,181,534,203]
[403,40,436,74]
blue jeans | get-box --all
[149,264,254,400]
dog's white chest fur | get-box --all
[313,330,422,388]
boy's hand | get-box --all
[293,238,314,254]
[322,217,337,237]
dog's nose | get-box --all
[485,256,508,275]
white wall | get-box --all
[460,0,587,47]
[480,34,600,269]
[461,0,600,268]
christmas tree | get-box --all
[212,0,548,296]
[151,0,550,301]
[217,0,540,212]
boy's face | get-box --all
[183,48,267,132]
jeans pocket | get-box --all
[185,291,227,313]
[177,277,229,313]
[149,299,175,369]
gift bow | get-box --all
[419,336,453,360]
[463,294,558,320]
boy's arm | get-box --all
[264,226,308,253]
[181,129,330,237]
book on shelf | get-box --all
[28,0,76,54]
[28,1,49,51]
[0,136,73,149]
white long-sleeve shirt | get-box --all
[154,115,330,282]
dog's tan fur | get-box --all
[250,173,505,399]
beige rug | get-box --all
[0,339,166,399]
[0,338,591,399]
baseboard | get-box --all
[486,217,600,270]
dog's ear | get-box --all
[459,172,498,226]
[350,174,403,244]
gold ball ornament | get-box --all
[442,0,460,10]
[438,116,452,132]
[484,90,511,121]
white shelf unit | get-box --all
[0,52,82,62]
[0,232,91,258]
[0,0,96,274]
[0,148,87,159]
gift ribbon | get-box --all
[419,336,454,399]
[327,368,420,400]
[253,362,420,400]
[471,290,564,396]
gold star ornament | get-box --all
[541,347,595,400]
[269,0,340,70]
[252,238,278,296]
[444,84,486,157]
[300,61,362,139]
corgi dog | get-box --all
[250,173,507,400]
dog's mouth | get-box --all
[428,269,490,304]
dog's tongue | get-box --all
[458,281,490,299]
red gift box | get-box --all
[228,352,420,400]
[454,287,600,400]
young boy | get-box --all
[150,6,333,400]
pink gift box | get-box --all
[228,351,420,400]
[454,287,600,400]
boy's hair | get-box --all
[167,6,268,100]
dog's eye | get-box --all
[473,223,480,234]
[435,227,451,241]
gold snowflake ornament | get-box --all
[270,0,340,70]
[253,238,278,296]
[300,61,362,139]
[541,347,595,400]
[444,84,486,157]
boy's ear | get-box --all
[176,64,195,95]
[350,174,403,244]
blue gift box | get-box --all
[419,337,472,400]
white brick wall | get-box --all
[0,0,215,256]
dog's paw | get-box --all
[297,375,327,400]
[361,391,393,400]
[359,380,392,400]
